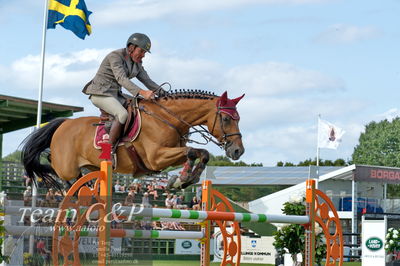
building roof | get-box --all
[0,94,83,134]
[169,165,344,186]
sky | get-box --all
[1,0,400,166]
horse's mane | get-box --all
[157,89,218,100]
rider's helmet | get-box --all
[127,33,151,53]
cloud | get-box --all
[223,62,344,96]
[374,108,400,122]
[0,49,111,94]
[316,24,382,44]
[92,0,333,25]
[146,55,224,90]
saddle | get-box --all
[93,98,150,172]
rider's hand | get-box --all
[139,90,155,100]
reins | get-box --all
[139,97,239,149]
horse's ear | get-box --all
[232,94,245,105]
[220,91,228,106]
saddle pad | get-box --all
[93,110,142,149]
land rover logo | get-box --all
[182,241,192,249]
[365,237,383,251]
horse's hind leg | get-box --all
[167,148,209,189]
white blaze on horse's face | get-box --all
[210,91,245,160]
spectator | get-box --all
[165,194,173,208]
[152,221,162,230]
[23,172,31,187]
[170,221,185,231]
[54,190,63,202]
[172,194,178,208]
[114,180,125,193]
[23,186,32,205]
[176,195,187,209]
[36,238,51,266]
[45,188,57,206]
[124,191,135,206]
[189,196,201,210]
[147,184,158,200]
[142,192,151,207]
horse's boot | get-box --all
[109,120,124,168]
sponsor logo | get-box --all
[182,240,192,249]
[251,240,257,248]
[365,237,383,251]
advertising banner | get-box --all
[361,216,386,266]
[212,228,276,264]
[355,166,400,184]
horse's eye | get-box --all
[223,116,230,122]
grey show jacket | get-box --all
[83,48,159,98]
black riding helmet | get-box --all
[127,33,151,53]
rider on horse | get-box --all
[82,33,161,163]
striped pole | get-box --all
[119,207,310,224]
[5,225,203,239]
[5,206,309,224]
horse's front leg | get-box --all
[167,148,209,189]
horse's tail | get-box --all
[21,118,67,189]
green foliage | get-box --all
[276,158,350,167]
[0,220,8,264]
[207,154,262,166]
[2,150,22,162]
[352,118,400,167]
[273,198,326,266]
[352,118,400,198]
[162,153,263,172]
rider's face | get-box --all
[130,47,146,63]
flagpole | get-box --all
[29,0,49,255]
[316,114,321,181]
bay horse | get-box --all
[21,90,245,190]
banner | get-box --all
[355,165,400,184]
[213,228,276,264]
[361,216,386,266]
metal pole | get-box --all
[316,115,321,185]
[351,179,357,256]
[30,0,49,255]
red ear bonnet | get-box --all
[216,91,245,120]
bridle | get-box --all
[139,97,242,150]
[209,105,242,149]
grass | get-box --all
[82,260,361,266]
[82,260,362,265]
[153,261,362,266]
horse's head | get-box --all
[208,91,245,160]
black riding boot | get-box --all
[108,120,124,168]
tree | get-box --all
[353,118,400,198]
[353,118,400,167]
[276,158,349,167]
[2,150,22,162]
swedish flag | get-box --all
[47,0,92,40]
